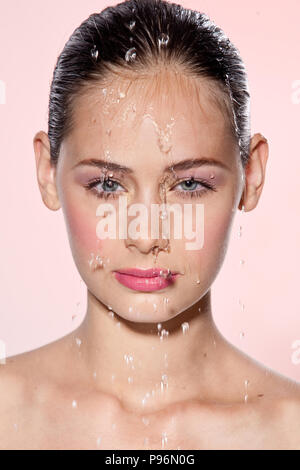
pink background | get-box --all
[0,0,299,380]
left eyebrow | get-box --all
[164,157,231,173]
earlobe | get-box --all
[33,131,61,211]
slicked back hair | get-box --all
[48,0,251,167]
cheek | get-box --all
[62,196,122,268]
[205,210,233,262]
[62,198,102,257]
[183,204,234,273]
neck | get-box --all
[72,289,227,414]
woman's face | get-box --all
[55,70,244,323]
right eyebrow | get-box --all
[72,158,133,174]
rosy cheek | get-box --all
[63,199,102,255]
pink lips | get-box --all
[113,268,180,292]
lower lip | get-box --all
[113,272,179,292]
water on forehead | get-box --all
[70,68,229,170]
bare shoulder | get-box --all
[241,362,300,449]
[0,333,75,449]
[272,393,300,449]
[0,354,33,448]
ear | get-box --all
[238,133,269,211]
[33,131,61,211]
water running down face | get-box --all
[53,67,245,323]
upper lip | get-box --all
[114,268,179,278]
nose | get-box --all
[125,235,169,255]
[124,191,170,255]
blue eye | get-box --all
[178,179,199,191]
[102,179,120,192]
[85,177,125,199]
[173,177,217,199]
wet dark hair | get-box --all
[48,0,251,167]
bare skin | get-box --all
[1,67,299,450]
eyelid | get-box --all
[171,176,217,191]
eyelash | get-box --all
[173,178,217,199]
[84,177,125,200]
[84,176,217,200]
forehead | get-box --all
[61,68,237,169]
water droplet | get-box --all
[72,400,77,409]
[88,253,95,268]
[128,376,134,384]
[157,323,162,331]
[160,374,168,392]
[181,322,189,334]
[158,33,169,48]
[125,47,137,62]
[75,337,82,347]
[96,255,104,267]
[159,329,169,341]
[91,45,99,60]
[88,253,104,270]
[104,149,112,160]
[142,416,150,426]
[106,128,111,136]
[160,269,171,279]
[161,431,168,448]
[129,20,136,30]
[124,353,134,367]
[238,299,245,312]
[244,379,250,403]
[164,352,168,364]
[96,436,101,446]
[160,209,168,220]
